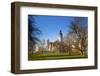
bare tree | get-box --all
[64,33,74,55]
[68,17,88,56]
[53,40,67,53]
[53,40,60,51]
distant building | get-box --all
[46,30,63,51]
[32,30,64,53]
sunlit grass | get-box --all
[28,51,87,61]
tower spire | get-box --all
[59,30,63,42]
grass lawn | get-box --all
[28,51,87,61]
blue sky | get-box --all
[29,15,87,42]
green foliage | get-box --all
[28,16,41,51]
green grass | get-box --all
[28,51,87,61]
